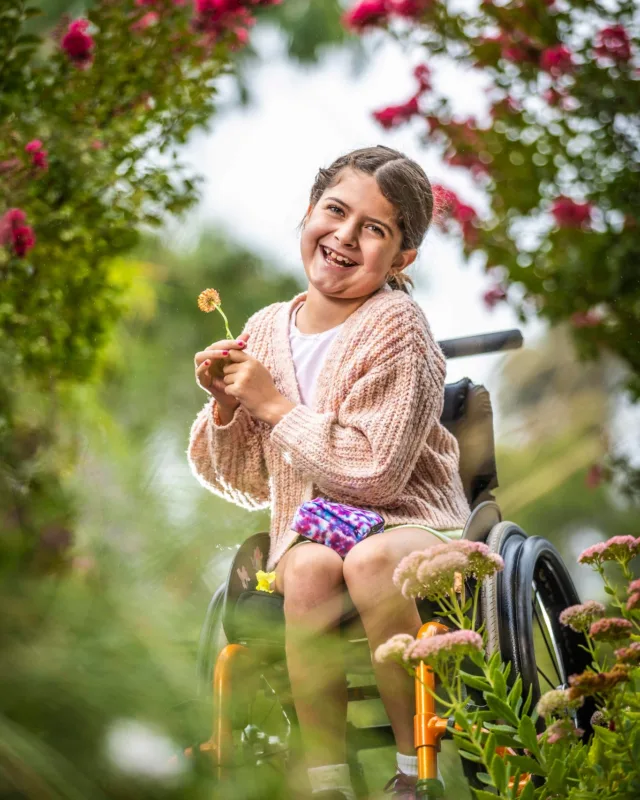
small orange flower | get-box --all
[197,288,221,313]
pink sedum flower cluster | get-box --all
[559,600,606,633]
[393,540,503,601]
[536,688,583,719]
[0,208,36,258]
[627,578,640,611]
[589,617,633,643]
[578,535,640,566]
[546,718,583,744]
[375,629,483,670]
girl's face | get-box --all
[300,168,417,301]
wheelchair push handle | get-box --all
[438,329,523,360]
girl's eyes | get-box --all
[326,205,384,236]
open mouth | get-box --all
[320,245,358,269]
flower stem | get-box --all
[217,307,234,340]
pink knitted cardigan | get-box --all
[187,284,470,571]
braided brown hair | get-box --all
[302,145,434,294]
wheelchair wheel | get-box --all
[196,583,227,691]
[482,523,594,731]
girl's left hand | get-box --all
[222,350,285,424]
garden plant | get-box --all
[376,533,640,798]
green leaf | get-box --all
[546,759,567,793]
[506,754,546,777]
[459,749,484,763]
[460,671,492,692]
[484,732,496,766]
[594,726,618,747]
[476,772,493,786]
[485,693,520,728]
[472,790,499,800]
[493,669,507,700]
[518,715,541,760]
[518,776,535,800]
[490,753,507,794]
[507,676,522,711]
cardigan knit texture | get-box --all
[187,284,471,571]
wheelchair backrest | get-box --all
[440,378,499,508]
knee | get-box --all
[282,545,344,610]
[343,538,397,594]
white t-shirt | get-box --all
[289,301,345,408]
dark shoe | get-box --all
[383,770,418,798]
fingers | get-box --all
[195,359,213,390]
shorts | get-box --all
[290,522,465,556]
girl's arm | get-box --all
[187,397,270,510]
[269,334,447,507]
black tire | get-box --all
[512,536,595,734]
[482,524,594,729]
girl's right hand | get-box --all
[194,332,251,411]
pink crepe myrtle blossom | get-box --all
[62,19,95,68]
[594,25,632,64]
[536,688,583,718]
[387,0,432,19]
[584,462,604,488]
[343,0,389,32]
[0,208,36,258]
[551,197,593,229]
[483,284,507,310]
[372,95,419,129]
[25,140,48,171]
[374,633,416,665]
[131,11,159,31]
[589,617,633,643]
[413,63,431,93]
[559,600,606,633]
[540,44,574,76]
[572,311,603,330]
[431,184,479,244]
[405,629,483,668]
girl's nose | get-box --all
[335,221,358,248]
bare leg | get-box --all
[275,541,348,767]
[343,528,444,755]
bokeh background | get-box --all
[1,1,638,797]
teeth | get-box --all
[322,246,355,267]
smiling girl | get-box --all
[188,146,470,799]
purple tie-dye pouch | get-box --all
[290,498,385,558]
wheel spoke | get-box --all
[532,587,564,686]
[537,664,559,691]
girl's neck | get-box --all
[297,285,382,335]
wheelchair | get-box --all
[190,329,594,798]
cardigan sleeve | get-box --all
[187,397,270,511]
[269,338,445,507]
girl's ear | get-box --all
[302,203,313,227]
[391,248,418,271]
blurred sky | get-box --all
[181,25,545,412]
